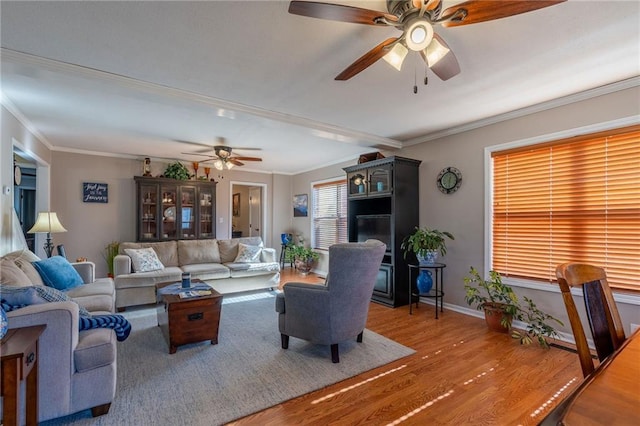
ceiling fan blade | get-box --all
[288,1,397,26]
[229,159,245,167]
[181,152,215,158]
[441,0,565,27]
[233,156,262,162]
[335,38,398,81]
[420,34,460,81]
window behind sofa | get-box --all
[491,124,640,291]
[312,179,348,250]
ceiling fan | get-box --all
[180,138,262,170]
[288,0,565,82]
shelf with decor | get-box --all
[135,176,217,242]
[344,156,421,307]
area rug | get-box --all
[43,291,415,426]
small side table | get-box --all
[1,324,46,426]
[408,263,446,319]
[280,243,293,269]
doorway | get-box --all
[230,182,266,241]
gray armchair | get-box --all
[275,239,386,363]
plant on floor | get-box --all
[463,266,563,348]
[401,227,454,264]
[289,236,319,275]
[103,241,120,277]
[163,161,191,180]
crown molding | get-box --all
[403,76,640,146]
[1,94,54,150]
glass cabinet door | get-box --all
[179,187,196,239]
[199,187,215,238]
[140,184,158,241]
[347,171,368,197]
[368,164,392,196]
[160,185,178,240]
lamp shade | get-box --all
[28,212,67,234]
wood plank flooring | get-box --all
[230,268,582,425]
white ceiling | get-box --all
[2,1,639,174]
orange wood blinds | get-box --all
[492,125,640,291]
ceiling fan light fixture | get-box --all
[214,159,224,170]
[405,19,433,51]
[423,37,450,67]
[382,42,408,71]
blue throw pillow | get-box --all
[32,256,84,291]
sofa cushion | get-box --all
[0,259,32,286]
[180,263,231,280]
[114,266,183,289]
[74,328,117,373]
[218,237,263,263]
[226,262,281,278]
[33,256,84,290]
[120,241,179,267]
[3,250,45,286]
[66,279,115,313]
[234,243,262,263]
[124,248,165,272]
[177,239,221,265]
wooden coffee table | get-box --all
[156,279,223,354]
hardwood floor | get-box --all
[231,268,582,425]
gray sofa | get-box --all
[114,236,280,310]
[0,249,117,423]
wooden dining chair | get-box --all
[556,263,626,377]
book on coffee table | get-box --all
[178,290,212,299]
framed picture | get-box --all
[293,194,308,217]
[233,193,240,216]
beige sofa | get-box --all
[0,249,117,422]
[114,237,280,310]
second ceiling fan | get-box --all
[289,0,565,81]
[181,138,262,170]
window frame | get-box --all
[310,177,348,251]
[484,117,640,303]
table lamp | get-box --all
[28,212,67,258]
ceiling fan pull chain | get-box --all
[424,65,429,86]
[413,54,418,94]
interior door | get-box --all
[249,187,262,238]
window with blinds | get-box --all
[492,125,640,292]
[312,179,348,250]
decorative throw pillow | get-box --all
[0,259,32,287]
[0,285,92,317]
[7,250,45,286]
[32,256,84,291]
[233,243,262,263]
[124,247,165,272]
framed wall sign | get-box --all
[83,182,108,203]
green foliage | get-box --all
[103,241,120,276]
[463,266,564,348]
[401,227,454,258]
[163,162,191,180]
[290,244,319,262]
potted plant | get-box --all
[163,161,191,181]
[464,266,563,348]
[401,227,454,264]
[103,241,120,278]
[290,244,319,276]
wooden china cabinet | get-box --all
[134,176,216,242]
